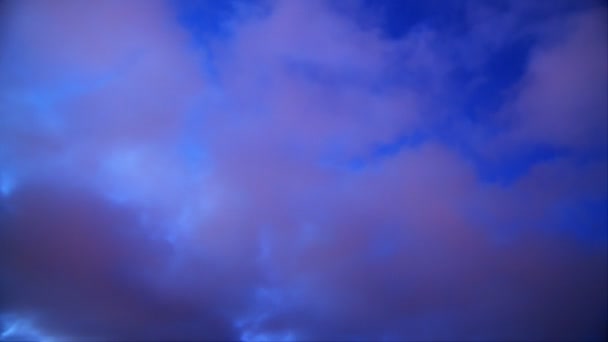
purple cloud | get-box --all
[1,0,606,341]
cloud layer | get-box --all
[1,0,607,341]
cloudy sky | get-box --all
[0,0,607,341]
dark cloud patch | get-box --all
[0,183,238,341]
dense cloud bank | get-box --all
[1,0,606,341]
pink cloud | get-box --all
[1,0,606,340]
[506,8,608,148]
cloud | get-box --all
[506,7,608,149]
[0,182,239,341]
[0,0,606,341]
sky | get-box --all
[0,0,607,341]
